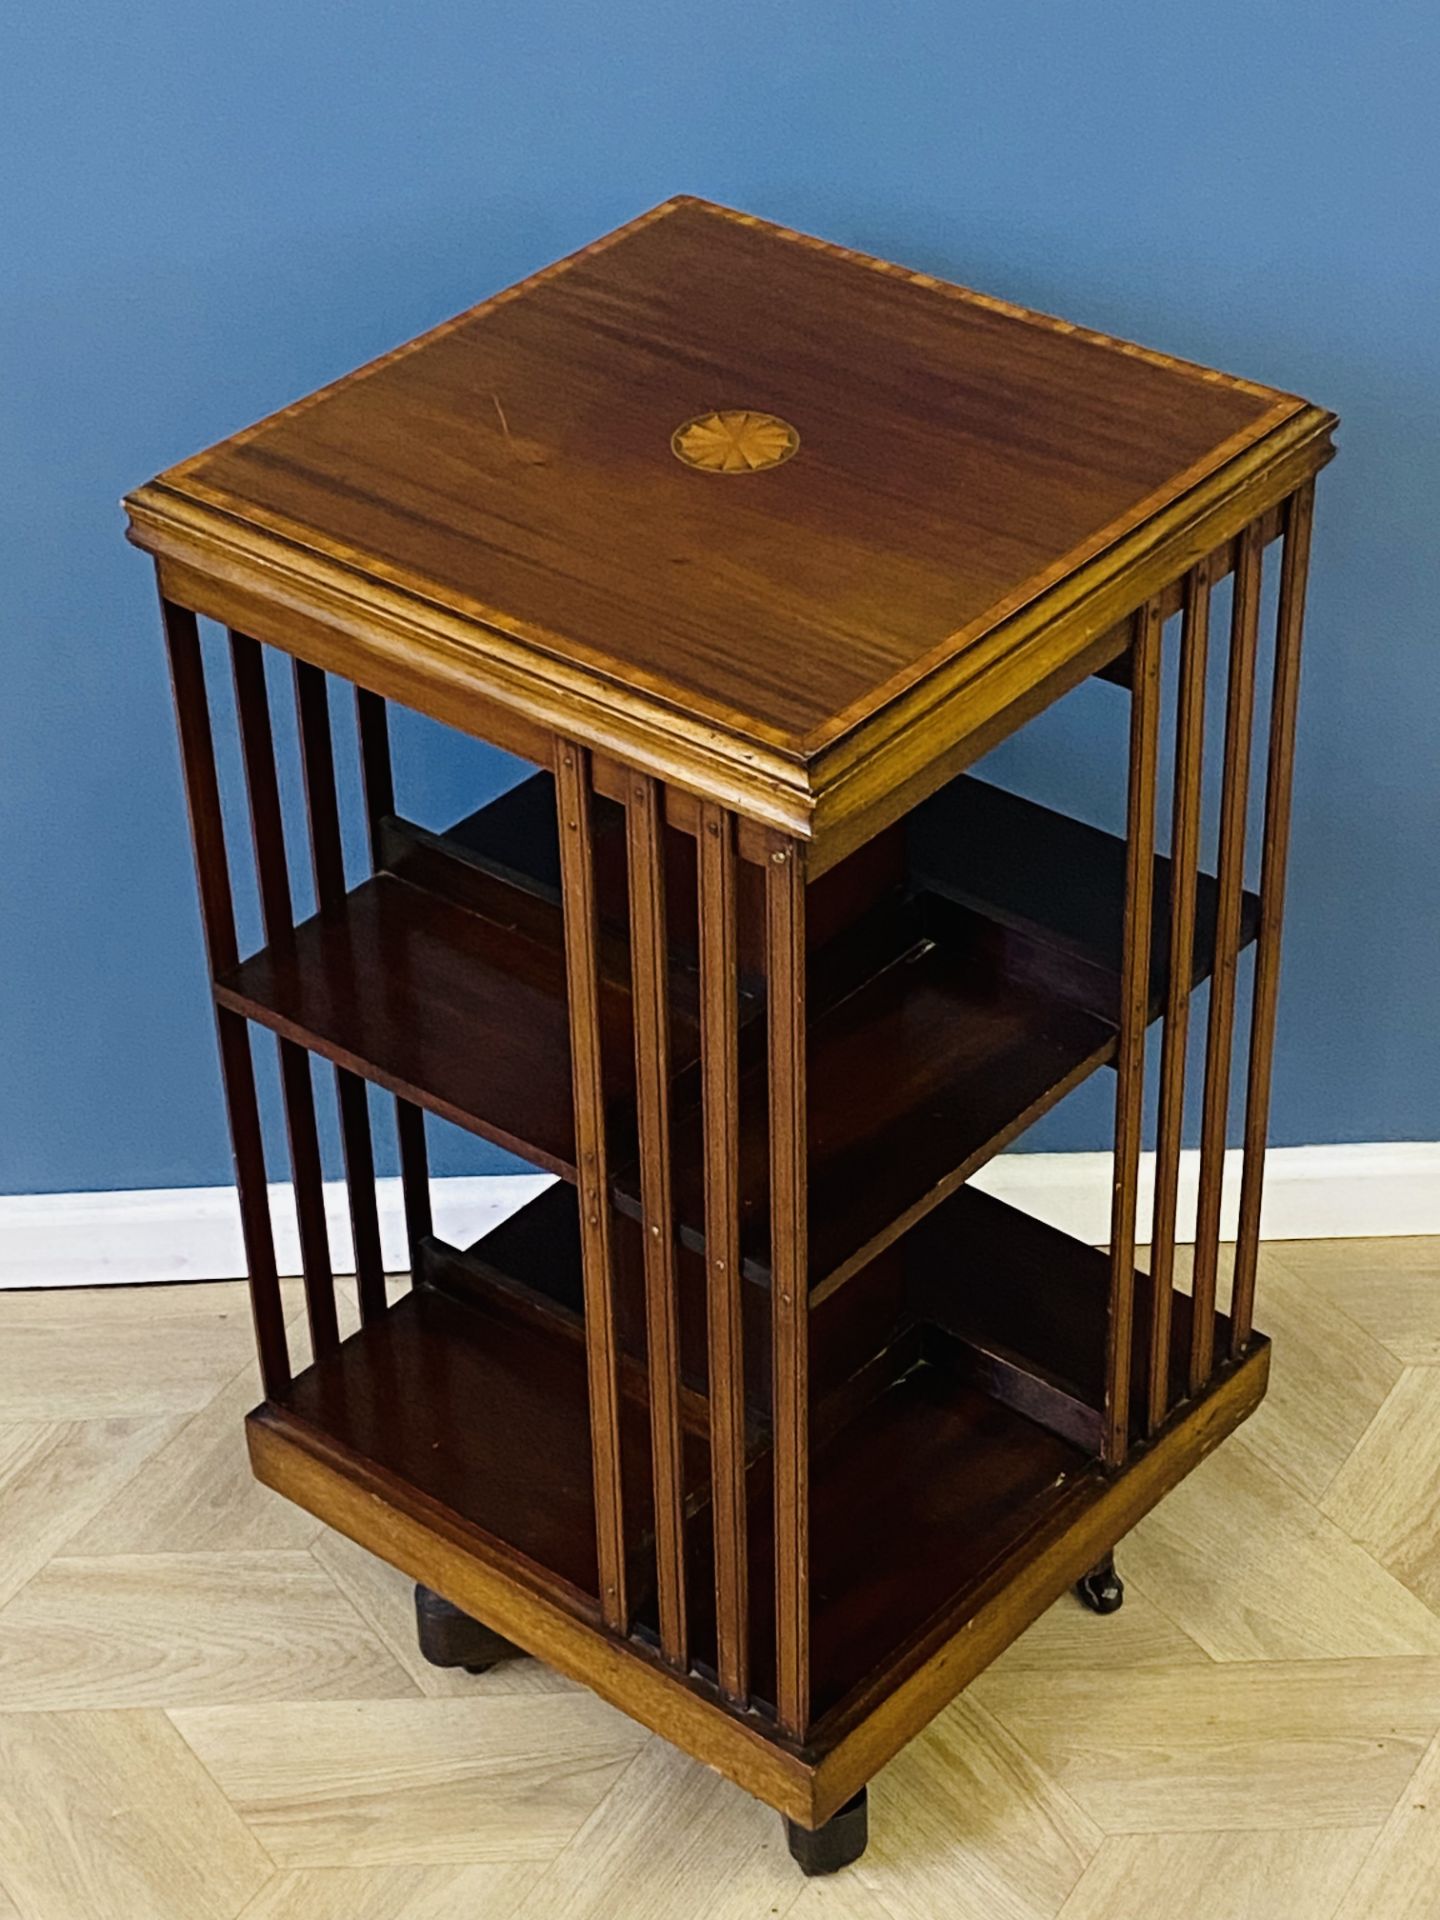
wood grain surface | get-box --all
[127,200,1336,859]
[143,197,1300,751]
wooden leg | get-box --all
[413,1585,523,1674]
[1075,1550,1125,1615]
[784,1789,868,1875]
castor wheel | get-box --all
[1075,1550,1125,1614]
[784,1788,868,1875]
[414,1584,523,1673]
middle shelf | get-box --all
[216,769,1258,1299]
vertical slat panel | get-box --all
[697,800,749,1705]
[1104,599,1163,1466]
[1231,483,1317,1354]
[294,661,387,1325]
[1147,561,1211,1429]
[159,596,289,1396]
[354,686,433,1264]
[1191,521,1264,1381]
[230,632,340,1362]
[625,773,688,1669]
[767,838,810,1739]
[556,741,629,1633]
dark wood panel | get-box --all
[908,773,1259,1018]
[449,1181,906,1425]
[906,1184,1236,1452]
[220,768,1259,1298]
[669,1335,1088,1722]
[639,893,1117,1296]
[271,1277,708,1610]
[436,768,904,972]
[214,871,671,1178]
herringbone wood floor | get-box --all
[2,1237,1438,1919]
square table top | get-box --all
[126,197,1334,852]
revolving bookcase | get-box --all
[126,197,1336,1873]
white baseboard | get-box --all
[969,1141,1440,1246]
[0,1175,555,1290]
[0,1144,1434,1290]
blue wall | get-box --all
[3,1,1437,1194]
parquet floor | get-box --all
[1,1237,1438,1918]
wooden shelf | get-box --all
[908,1184,1235,1452]
[250,1169,1266,1732]
[651,890,1115,1296]
[444,769,1256,1294]
[432,1179,907,1418]
[214,865,699,1179]
[255,1269,711,1612]
[909,774,1259,1020]
[465,1168,1247,1723]
[217,767,1256,1296]
[440,1176,1226,1463]
[660,1325,1089,1721]
[250,1208,1100,1721]
[650,1188,1255,1724]
[446,1174,1225,1717]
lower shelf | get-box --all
[256,1275,712,1610]
[669,1327,1093,1719]
[908,1182,1237,1454]
[250,1320,1269,1823]
[247,1173,1265,1733]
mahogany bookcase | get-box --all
[125,197,1336,1874]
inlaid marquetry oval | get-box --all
[671,410,799,474]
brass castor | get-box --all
[1075,1550,1125,1615]
[784,1788,869,1875]
[414,1584,523,1674]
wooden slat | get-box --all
[292,661,347,903]
[394,1103,433,1264]
[294,661,387,1325]
[624,772,688,1669]
[698,801,749,1705]
[354,685,433,1266]
[555,740,629,1632]
[230,633,340,1362]
[354,686,396,846]
[1104,600,1162,1465]
[1148,561,1211,1427]
[158,595,289,1396]
[1232,483,1317,1352]
[768,837,810,1737]
[1191,522,1264,1376]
